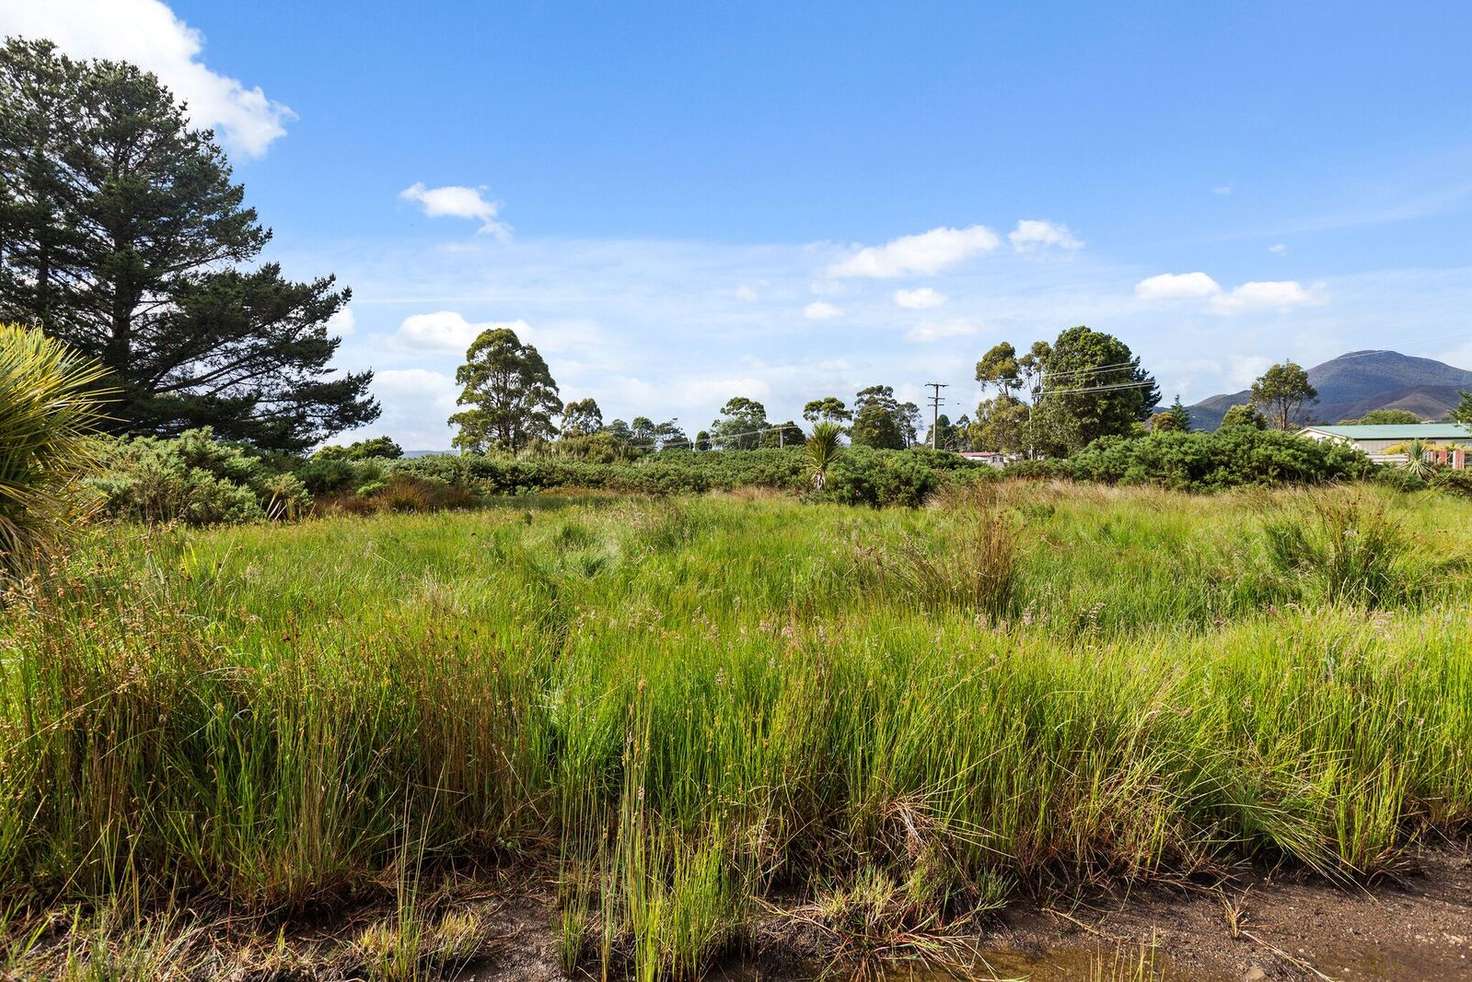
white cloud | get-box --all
[1215,280,1318,311]
[325,306,356,337]
[1268,243,1288,254]
[827,225,1000,278]
[396,311,531,353]
[1009,219,1083,253]
[905,320,984,343]
[399,183,510,238]
[733,285,759,302]
[893,287,947,309]
[0,0,293,156]
[1135,272,1320,312]
[1213,185,1233,196]
[1134,272,1223,301]
[803,301,844,320]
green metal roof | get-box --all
[1301,423,1471,440]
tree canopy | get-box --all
[0,39,377,451]
[1249,361,1317,430]
[709,397,769,449]
[449,327,561,452]
[561,397,603,436]
[973,328,1157,456]
[1338,408,1422,425]
[1452,392,1472,426]
[802,396,851,424]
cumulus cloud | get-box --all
[893,287,947,309]
[1216,280,1318,311]
[1135,272,1320,312]
[1134,272,1224,301]
[325,306,356,337]
[803,301,844,320]
[1268,243,1288,254]
[0,0,293,156]
[396,311,531,353]
[827,225,1000,279]
[1009,219,1083,253]
[399,183,511,238]
[904,320,984,343]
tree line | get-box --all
[3,37,1448,466]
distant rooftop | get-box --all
[1300,423,1471,440]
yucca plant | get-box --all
[805,421,843,490]
[0,324,111,571]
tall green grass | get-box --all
[1,484,1469,976]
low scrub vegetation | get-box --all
[2,484,1469,976]
[1007,427,1375,491]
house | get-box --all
[1296,422,1471,467]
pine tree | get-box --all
[0,40,377,450]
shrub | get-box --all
[0,325,110,569]
[1431,468,1472,498]
[1019,428,1375,492]
[89,428,308,525]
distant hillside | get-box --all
[1187,350,1472,429]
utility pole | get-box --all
[925,382,948,449]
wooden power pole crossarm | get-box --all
[925,382,948,449]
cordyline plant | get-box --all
[0,324,111,571]
[805,421,843,490]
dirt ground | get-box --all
[453,847,1472,981]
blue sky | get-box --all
[7,1,1472,447]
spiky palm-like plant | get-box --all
[805,421,843,490]
[1401,439,1434,481]
[0,324,110,571]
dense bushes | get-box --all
[296,445,988,509]
[85,433,993,526]
[80,425,1469,530]
[88,428,308,525]
[1009,428,1375,491]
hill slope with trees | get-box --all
[1188,350,1472,429]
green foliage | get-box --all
[1219,404,1268,430]
[804,421,843,490]
[315,436,404,461]
[561,397,604,436]
[850,386,908,449]
[975,328,1157,456]
[708,397,768,449]
[969,393,1029,452]
[88,427,308,524]
[1027,427,1374,491]
[4,486,1472,977]
[0,325,109,569]
[801,396,851,424]
[450,327,562,452]
[759,419,803,448]
[0,40,377,450]
[1339,409,1422,425]
[1036,326,1160,453]
[1250,361,1317,429]
[1451,391,1472,425]
[1264,493,1427,607]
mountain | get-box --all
[1187,350,1472,429]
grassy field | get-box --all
[2,481,1471,978]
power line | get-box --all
[1039,359,1140,380]
[1038,379,1158,396]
